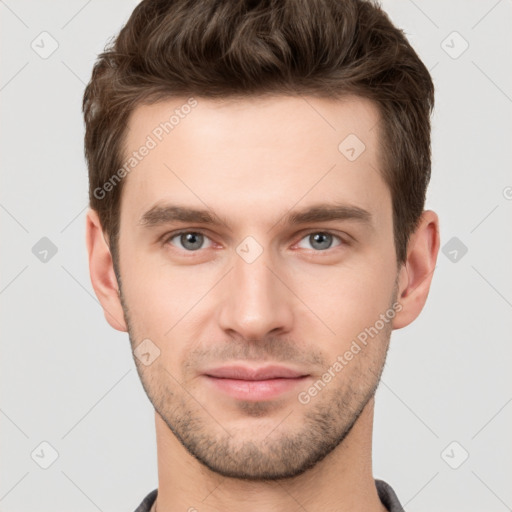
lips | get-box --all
[204,365,309,380]
[202,364,310,401]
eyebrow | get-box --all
[138,202,373,230]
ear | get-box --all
[392,210,440,330]
[85,208,128,332]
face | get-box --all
[115,94,400,479]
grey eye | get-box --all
[297,232,342,251]
[170,232,211,251]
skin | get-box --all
[86,94,439,512]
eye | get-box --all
[296,231,343,251]
[165,231,214,251]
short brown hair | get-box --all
[83,0,434,267]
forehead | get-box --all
[120,94,389,230]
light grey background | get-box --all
[1,1,511,511]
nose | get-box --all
[217,245,295,342]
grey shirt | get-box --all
[133,478,404,511]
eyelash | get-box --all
[162,229,349,253]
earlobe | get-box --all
[85,208,128,332]
[392,210,440,330]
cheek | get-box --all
[119,247,216,337]
[288,257,395,337]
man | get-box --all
[83,0,439,510]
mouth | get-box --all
[202,364,311,401]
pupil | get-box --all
[311,233,331,250]
[182,233,202,250]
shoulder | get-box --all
[133,489,158,512]
[375,479,404,512]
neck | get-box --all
[151,397,387,512]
